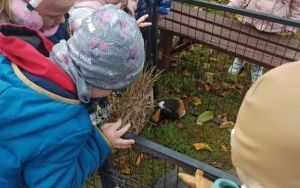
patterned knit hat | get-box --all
[67,4,145,90]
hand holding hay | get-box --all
[110,68,160,134]
[100,119,135,149]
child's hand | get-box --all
[100,119,135,149]
[137,14,152,28]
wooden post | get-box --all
[159,30,173,70]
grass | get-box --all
[141,44,253,175]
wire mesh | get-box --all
[88,133,240,188]
[85,0,300,187]
[159,0,300,69]
[157,0,300,120]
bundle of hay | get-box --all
[110,68,160,134]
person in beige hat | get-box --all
[212,60,300,188]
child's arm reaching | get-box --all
[137,14,152,28]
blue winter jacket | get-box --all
[0,55,111,188]
[136,0,171,19]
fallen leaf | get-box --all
[209,57,218,62]
[136,153,145,167]
[197,111,214,125]
[219,121,234,129]
[177,123,185,129]
[234,15,243,23]
[192,96,202,106]
[120,167,131,174]
[205,84,210,91]
[211,161,222,169]
[193,143,213,151]
[220,143,228,153]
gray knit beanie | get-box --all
[67,4,144,90]
[50,4,145,102]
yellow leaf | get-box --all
[177,123,185,129]
[196,111,214,125]
[136,153,145,167]
[209,57,218,62]
[192,96,202,106]
[234,15,243,23]
[220,143,228,153]
[193,143,212,152]
[219,121,234,129]
[120,167,131,174]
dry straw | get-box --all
[110,68,161,134]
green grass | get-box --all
[86,44,255,187]
[142,44,254,175]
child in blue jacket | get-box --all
[0,5,144,188]
[135,0,171,20]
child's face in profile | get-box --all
[36,0,75,29]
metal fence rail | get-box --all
[159,0,300,69]
[97,133,240,188]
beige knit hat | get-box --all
[231,61,300,188]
